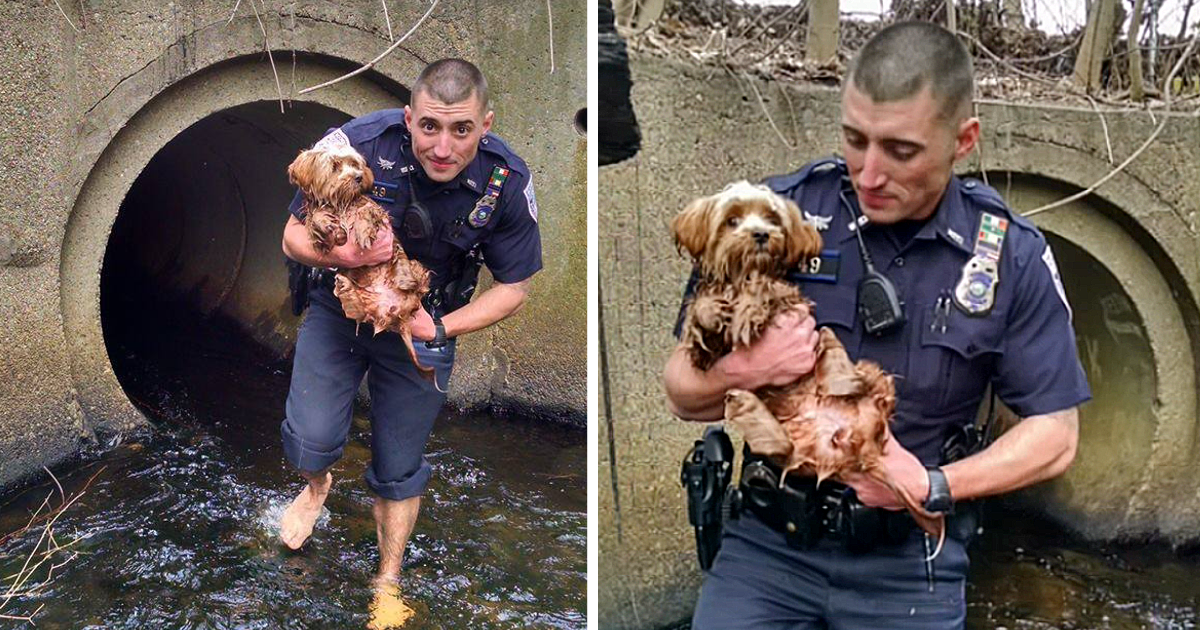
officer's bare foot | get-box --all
[279,472,332,549]
[368,576,415,629]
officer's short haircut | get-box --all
[412,58,490,112]
[847,21,974,123]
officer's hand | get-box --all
[842,428,929,511]
[329,227,394,268]
[410,307,436,342]
[716,306,819,390]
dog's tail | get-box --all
[400,329,446,394]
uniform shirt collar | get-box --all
[839,176,976,256]
[405,145,488,196]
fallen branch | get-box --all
[299,0,440,95]
[0,466,104,625]
[1085,95,1114,164]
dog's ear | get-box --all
[288,150,320,191]
[779,197,823,267]
[672,194,718,259]
[352,152,374,190]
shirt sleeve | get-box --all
[992,238,1092,417]
[287,127,343,221]
[481,170,543,284]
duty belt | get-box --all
[738,452,920,552]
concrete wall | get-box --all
[0,0,585,490]
[599,55,1200,629]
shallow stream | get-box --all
[0,306,586,629]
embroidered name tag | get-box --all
[369,180,399,204]
[790,250,841,284]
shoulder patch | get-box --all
[312,128,351,151]
[524,176,538,222]
[1042,244,1072,320]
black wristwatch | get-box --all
[923,467,953,514]
[425,317,447,349]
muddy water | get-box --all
[0,306,586,629]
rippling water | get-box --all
[0,306,585,629]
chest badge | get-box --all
[377,156,395,170]
[467,166,511,228]
[953,212,1008,316]
[803,210,832,231]
[468,194,497,228]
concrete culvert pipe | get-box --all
[986,173,1200,542]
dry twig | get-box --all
[382,0,394,41]
[547,0,556,73]
[742,71,796,149]
[249,0,286,114]
[299,0,441,95]
[52,0,80,33]
[1085,95,1115,164]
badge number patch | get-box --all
[789,250,841,284]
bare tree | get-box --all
[1130,0,1146,101]
[808,0,840,64]
[1074,0,1119,92]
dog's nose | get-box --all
[753,231,768,245]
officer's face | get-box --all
[840,84,979,224]
[405,92,494,183]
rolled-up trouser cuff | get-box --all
[281,418,344,474]
[365,457,432,501]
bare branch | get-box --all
[382,0,394,41]
[299,0,440,95]
[227,0,243,25]
[250,0,286,114]
[547,0,556,74]
[52,0,80,33]
[742,71,795,149]
[1085,95,1115,164]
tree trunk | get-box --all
[1073,0,1119,93]
[1130,0,1146,101]
[946,0,956,33]
[807,0,840,64]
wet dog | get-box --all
[671,181,943,545]
[287,141,433,382]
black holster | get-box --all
[681,427,735,571]
[287,259,313,316]
[427,246,485,316]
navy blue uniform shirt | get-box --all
[289,109,543,287]
[677,157,1091,464]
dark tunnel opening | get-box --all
[100,101,352,426]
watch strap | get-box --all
[924,466,953,514]
[426,317,447,348]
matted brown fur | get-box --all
[672,181,943,540]
[288,145,433,379]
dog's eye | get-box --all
[726,217,740,227]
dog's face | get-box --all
[672,181,822,281]
[287,145,375,207]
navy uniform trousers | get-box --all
[691,512,968,630]
[281,289,456,501]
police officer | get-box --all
[277,59,542,594]
[664,22,1089,629]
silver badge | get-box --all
[377,156,395,170]
[953,255,999,316]
[803,210,832,232]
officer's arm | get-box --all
[942,406,1078,501]
[281,215,392,268]
[664,307,820,421]
[441,277,531,337]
